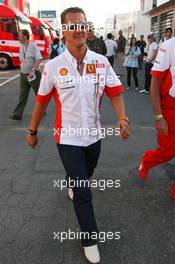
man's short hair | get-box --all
[21,29,30,40]
[61,7,86,24]
[165,27,172,33]
[107,33,113,39]
[140,35,144,37]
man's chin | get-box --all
[74,41,86,49]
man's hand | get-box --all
[26,135,38,149]
[28,69,35,78]
[118,120,131,140]
[155,118,168,135]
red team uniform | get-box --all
[138,37,175,199]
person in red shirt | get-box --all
[138,37,175,200]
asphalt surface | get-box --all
[0,63,175,264]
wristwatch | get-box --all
[27,128,38,136]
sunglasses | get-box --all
[62,23,88,31]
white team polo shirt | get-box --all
[151,37,175,98]
[36,48,124,146]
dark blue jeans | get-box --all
[57,140,101,246]
[107,55,115,67]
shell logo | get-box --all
[59,67,68,76]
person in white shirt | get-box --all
[105,33,118,67]
[26,7,130,264]
[140,34,158,93]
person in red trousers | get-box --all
[138,36,175,200]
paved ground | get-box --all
[0,69,20,86]
[0,63,175,264]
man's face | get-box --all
[62,12,87,49]
[166,30,172,38]
[140,36,144,41]
[148,36,153,44]
[118,30,122,36]
[18,31,26,44]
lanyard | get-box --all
[23,42,29,60]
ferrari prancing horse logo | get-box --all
[86,64,96,74]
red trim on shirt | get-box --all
[151,69,172,97]
[53,88,62,143]
[105,85,125,97]
[151,70,167,79]
[36,91,53,104]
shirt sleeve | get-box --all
[151,41,171,79]
[104,58,125,97]
[152,43,158,50]
[33,42,43,60]
[36,62,54,104]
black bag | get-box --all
[50,44,59,59]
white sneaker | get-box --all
[68,188,74,200]
[139,89,149,93]
[84,245,100,264]
[126,86,130,90]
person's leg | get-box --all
[118,52,123,74]
[57,144,98,247]
[133,68,138,88]
[13,74,30,118]
[107,56,111,67]
[30,70,41,95]
[140,54,144,69]
[144,62,152,92]
[139,109,175,179]
[140,133,175,170]
[108,55,114,68]
[127,67,131,88]
[138,55,141,70]
[85,140,101,178]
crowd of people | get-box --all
[8,6,175,263]
[47,24,173,98]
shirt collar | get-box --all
[64,46,90,66]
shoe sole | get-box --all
[84,255,100,264]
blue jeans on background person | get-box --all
[107,55,115,67]
[57,140,101,246]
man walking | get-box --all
[105,33,118,68]
[26,7,130,263]
[138,37,175,200]
[116,30,126,75]
[10,29,42,120]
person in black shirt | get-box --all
[86,22,107,55]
